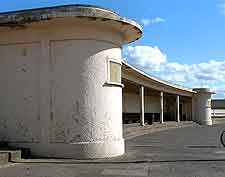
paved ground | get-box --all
[123,121,200,139]
[1,122,225,177]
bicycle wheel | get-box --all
[220,130,225,147]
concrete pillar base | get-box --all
[198,120,212,126]
[10,139,125,159]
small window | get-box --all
[109,61,121,84]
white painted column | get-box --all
[191,97,195,122]
[140,85,145,126]
[192,88,213,125]
[160,92,164,124]
[176,95,180,122]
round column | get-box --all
[193,88,214,125]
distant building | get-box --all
[211,99,225,118]
[0,4,215,159]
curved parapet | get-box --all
[0,4,142,44]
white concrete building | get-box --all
[0,5,214,159]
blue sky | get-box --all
[1,0,225,98]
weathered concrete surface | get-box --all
[0,5,142,159]
[193,88,214,125]
[0,123,225,176]
[0,4,142,43]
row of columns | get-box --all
[139,85,180,126]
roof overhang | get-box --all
[0,4,142,44]
[122,61,196,97]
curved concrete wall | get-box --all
[193,88,213,125]
[0,19,125,158]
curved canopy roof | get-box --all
[122,61,196,97]
[0,4,142,44]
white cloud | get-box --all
[124,46,167,71]
[141,17,166,26]
[124,45,225,98]
[218,2,225,15]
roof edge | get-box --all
[0,4,117,15]
[122,60,196,94]
[0,4,142,44]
